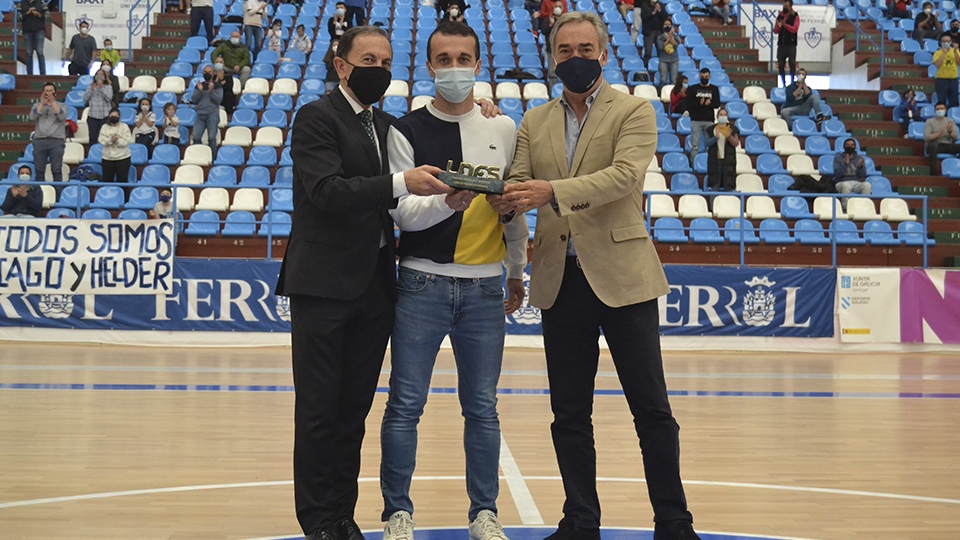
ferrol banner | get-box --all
[64,0,153,52]
[0,219,176,295]
[0,260,836,337]
[740,4,836,64]
[838,268,960,344]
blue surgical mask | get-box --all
[433,64,477,104]
[718,116,729,124]
[106,45,113,51]
[336,8,346,16]
[215,62,224,71]
[19,174,31,183]
[160,194,171,203]
[231,37,240,46]
[936,109,947,117]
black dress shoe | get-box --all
[336,517,367,540]
[543,518,601,540]
[306,525,341,540]
[653,521,701,540]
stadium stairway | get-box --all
[0,11,64,75]
[693,15,779,90]
[833,19,934,94]
[125,13,194,78]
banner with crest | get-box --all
[63,0,153,53]
[741,4,835,64]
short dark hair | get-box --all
[427,22,480,63]
[783,0,792,5]
[336,26,390,60]
[843,138,856,146]
[163,102,176,112]
[79,21,89,28]
[108,107,121,117]
[700,68,710,74]
[104,38,112,43]
[297,24,305,30]
[936,102,948,108]
[43,82,56,92]
[336,1,345,5]
[18,165,31,175]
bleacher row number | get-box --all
[234,240,245,246]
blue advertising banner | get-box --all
[0,260,835,338]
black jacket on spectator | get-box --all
[641,0,668,36]
[1,186,43,217]
[684,83,720,122]
[19,0,47,33]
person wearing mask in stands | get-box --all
[894,89,920,130]
[780,68,826,127]
[244,0,268,61]
[31,83,66,185]
[99,108,133,184]
[213,56,236,117]
[133,97,158,156]
[83,67,114,146]
[923,102,960,174]
[100,38,120,69]
[18,0,49,75]
[773,0,799,87]
[66,21,97,75]
[292,24,313,53]
[161,103,181,146]
[832,138,872,208]
[1,166,43,217]
[913,2,942,41]
[617,0,633,21]
[540,0,568,88]
[886,0,912,19]
[322,38,341,93]
[149,188,175,219]
[942,19,960,45]
[266,19,285,53]
[933,34,960,108]
[685,68,719,167]
[328,2,353,39]
[656,21,681,87]
[99,59,121,107]
[212,30,253,87]
[640,0,668,65]
[186,0,215,43]
[342,0,367,27]
[705,107,740,191]
[670,74,688,115]
[191,65,223,154]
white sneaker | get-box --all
[383,511,415,540]
[469,510,510,540]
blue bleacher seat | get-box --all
[259,211,292,237]
[770,87,786,105]
[689,217,724,243]
[658,134,683,153]
[266,94,293,112]
[280,147,293,166]
[185,210,221,236]
[756,154,788,175]
[692,153,708,174]
[759,219,795,244]
[304,64,326,80]
[499,98,524,115]
[221,211,257,237]
[65,90,86,108]
[168,61,194,79]
[817,155,835,176]
[206,165,237,186]
[822,118,850,138]
[275,167,293,186]
[46,208,75,218]
[792,117,818,137]
[832,220,866,245]
[723,218,760,244]
[767,174,794,193]
[215,145,246,167]
[671,172,701,192]
[269,188,294,212]
[725,101,750,120]
[83,144,103,164]
[735,117,761,136]
[653,217,689,243]
[177,48,202,64]
[719,85,741,103]
[745,135,775,155]
[186,36,208,49]
[118,209,148,220]
[248,146,278,167]
[237,94,265,112]
[780,196,816,219]
[89,185,125,210]
[276,63,302,80]
[656,115,674,134]
[804,135,833,156]
[866,175,893,195]
[81,208,112,220]
[296,94,322,110]
[149,144,180,166]
[240,166,271,187]
[138,165,170,186]
[129,144,149,166]
[54,185,91,209]
[663,152,692,173]
[878,89,901,108]
[283,50,306,66]
[898,221,934,245]
[863,220,901,246]
[260,109,289,128]
[795,219,831,245]
[175,107,197,128]
[412,80,435,97]
[257,50,281,66]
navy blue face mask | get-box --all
[555,56,602,95]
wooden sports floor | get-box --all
[1,344,958,540]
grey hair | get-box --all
[551,11,609,56]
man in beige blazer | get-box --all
[493,11,700,540]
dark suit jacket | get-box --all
[276,89,399,301]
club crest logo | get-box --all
[805,28,823,48]
[127,15,146,36]
[275,295,291,322]
[506,271,540,326]
[756,27,772,48]
[75,15,93,32]
[39,295,74,319]
[742,276,776,327]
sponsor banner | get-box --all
[64,0,152,52]
[836,268,900,343]
[741,4,835,64]
[0,260,834,337]
[0,219,175,296]
[900,268,960,344]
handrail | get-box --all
[852,5,885,78]
[128,0,164,63]
[13,0,18,73]
[741,0,779,76]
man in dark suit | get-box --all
[275,25,453,540]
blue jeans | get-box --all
[659,59,677,87]
[23,30,46,75]
[689,120,712,166]
[381,267,505,522]
[781,94,823,127]
[244,25,263,63]
[936,78,959,110]
[192,111,219,154]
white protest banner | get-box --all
[740,4,836,64]
[0,219,175,295]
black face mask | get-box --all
[555,56,602,95]
[954,26,959,31]
[700,77,710,86]
[663,26,672,32]
[346,63,393,105]
[844,147,855,155]
[108,117,120,125]
[203,72,213,82]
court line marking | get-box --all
[2,476,957,510]
[499,434,544,525]
[238,527,827,540]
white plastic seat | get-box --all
[743,86,769,104]
[384,80,410,98]
[813,197,849,220]
[736,153,756,174]
[495,82,521,99]
[230,188,265,212]
[63,142,85,165]
[846,198,880,221]
[223,126,253,147]
[774,135,803,156]
[473,81,493,100]
[232,78,241,95]
[117,75,130,93]
[175,187,196,211]
[194,187,230,212]
[131,75,158,93]
[762,117,790,137]
[159,76,186,94]
[72,121,90,144]
[648,194,679,218]
[712,195,744,219]
[271,78,298,96]
[218,109,228,129]
[678,194,712,218]
[786,154,818,176]
[173,164,205,185]
[43,163,69,184]
[643,172,667,192]
[660,85,672,102]
[633,84,658,101]
[735,174,766,193]
[610,84,630,94]
[879,197,917,221]
[746,195,781,219]
[181,144,213,166]
[253,127,284,147]
[242,77,271,96]
[41,185,56,209]
[522,82,549,100]
[753,102,779,122]
[647,155,661,173]
[411,95,432,110]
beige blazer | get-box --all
[509,81,670,310]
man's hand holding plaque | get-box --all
[439,160,505,195]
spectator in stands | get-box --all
[934,35,960,108]
[526,0,543,15]
[942,19,960,45]
[670,74,688,115]
[292,25,313,54]
[149,188,175,220]
[244,0,268,62]
[343,0,367,26]
[66,21,97,76]
[267,19,284,53]
[187,0,215,44]
[83,68,114,146]
[441,0,467,22]
[923,102,960,174]
[886,0,912,19]
[133,97,158,156]
[712,0,732,26]
[540,0,568,87]
[322,39,340,93]
[98,59,121,107]
[161,103,181,146]
[894,89,919,129]
[685,68,720,167]
[705,107,739,191]
[328,2,353,39]
[19,0,49,76]
[640,0,668,65]
[100,39,120,69]
[99,108,133,184]
[913,3,942,42]
[30,83,66,185]
[617,0,633,20]
[656,21,681,87]
[630,0,643,43]
[780,68,826,127]
[832,138,872,205]
[212,31,253,87]
[1,166,43,218]
[773,0,799,87]
[191,65,223,154]
[213,56,236,117]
